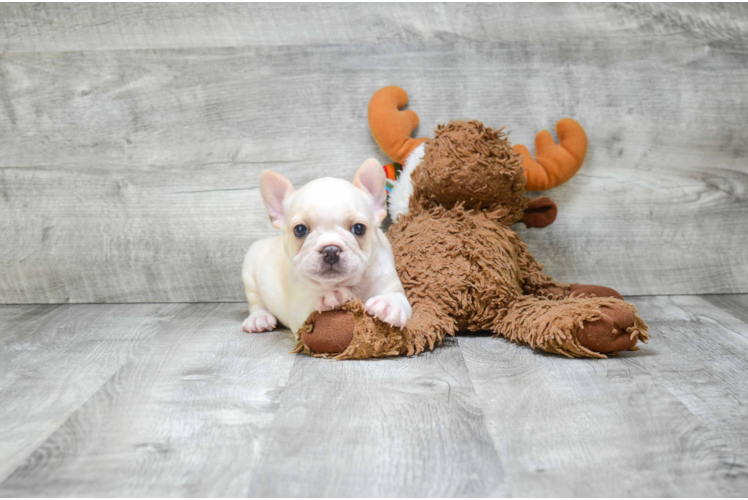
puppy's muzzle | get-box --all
[321,245,341,265]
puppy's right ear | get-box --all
[260,170,294,229]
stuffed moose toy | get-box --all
[295,86,648,360]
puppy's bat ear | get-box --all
[260,170,294,229]
[354,158,387,224]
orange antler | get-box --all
[514,118,588,191]
[368,86,428,164]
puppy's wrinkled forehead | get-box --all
[288,178,373,225]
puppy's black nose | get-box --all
[321,245,341,265]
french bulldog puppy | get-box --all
[241,159,412,334]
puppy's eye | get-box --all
[351,223,366,236]
[293,225,308,238]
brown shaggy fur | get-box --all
[301,120,649,359]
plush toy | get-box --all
[294,86,648,360]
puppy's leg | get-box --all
[241,249,277,333]
[365,292,412,328]
[243,310,277,333]
[315,287,357,312]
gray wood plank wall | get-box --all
[1,3,747,303]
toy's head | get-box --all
[410,119,529,225]
[368,86,587,227]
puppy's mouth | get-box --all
[309,263,357,284]
[319,264,344,276]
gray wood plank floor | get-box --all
[1,296,748,497]
[2,3,748,303]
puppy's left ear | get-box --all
[354,158,388,224]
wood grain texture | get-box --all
[702,294,748,325]
[2,3,747,53]
[631,295,748,461]
[0,303,297,497]
[459,295,748,497]
[2,297,748,496]
[0,303,184,483]
[1,3,747,302]
[247,337,508,497]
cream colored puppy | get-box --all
[241,159,412,334]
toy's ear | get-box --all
[260,170,294,229]
[522,196,557,228]
[354,158,388,224]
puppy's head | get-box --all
[260,159,388,287]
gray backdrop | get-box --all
[1,3,747,303]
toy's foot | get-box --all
[242,310,277,333]
[569,284,623,300]
[297,300,412,359]
[569,285,638,353]
[315,287,356,312]
[301,310,355,354]
[576,303,637,354]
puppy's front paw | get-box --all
[365,293,412,328]
[315,288,356,312]
[242,310,277,333]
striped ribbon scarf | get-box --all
[382,162,403,195]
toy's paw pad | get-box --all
[316,288,356,312]
[569,284,623,300]
[302,310,355,354]
[242,310,277,333]
[365,293,412,328]
[577,304,637,354]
